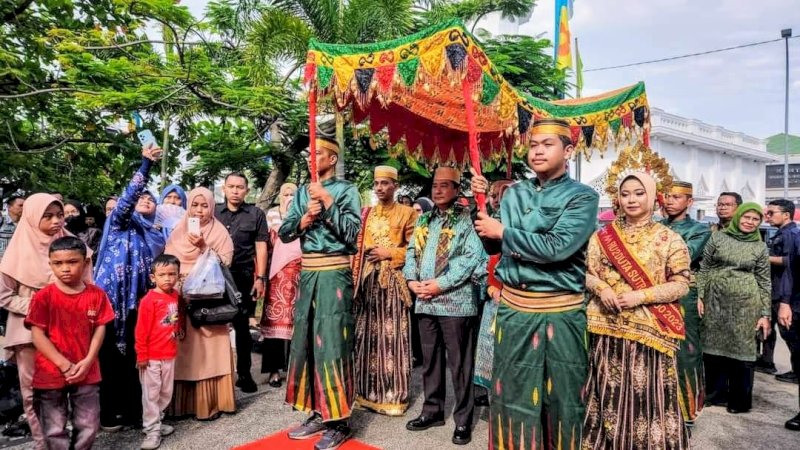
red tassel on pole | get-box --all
[308,87,318,183]
[462,76,485,211]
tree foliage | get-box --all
[1,0,565,209]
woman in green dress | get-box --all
[698,202,772,414]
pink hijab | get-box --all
[165,187,234,274]
[0,193,92,289]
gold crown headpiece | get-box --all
[605,140,673,199]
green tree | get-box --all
[0,0,296,204]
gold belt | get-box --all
[500,285,584,313]
[301,253,351,271]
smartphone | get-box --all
[188,218,200,235]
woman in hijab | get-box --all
[157,184,188,240]
[93,145,166,430]
[166,187,236,420]
[698,203,771,414]
[260,183,301,388]
[0,193,93,449]
[582,173,692,449]
[412,197,433,216]
[64,200,102,255]
[159,184,187,209]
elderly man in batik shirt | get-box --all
[662,181,711,427]
[279,137,361,450]
[403,167,486,446]
[352,165,417,416]
[471,118,599,450]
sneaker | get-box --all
[160,424,175,436]
[776,371,799,384]
[236,376,258,393]
[288,414,326,440]
[141,434,161,450]
[314,423,351,450]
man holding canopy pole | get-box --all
[471,118,599,450]
[279,135,362,450]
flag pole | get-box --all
[574,36,582,182]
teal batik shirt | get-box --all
[489,174,599,293]
[403,204,487,317]
[279,178,362,255]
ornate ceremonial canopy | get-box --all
[304,19,651,167]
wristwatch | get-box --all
[257,276,268,282]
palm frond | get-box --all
[246,7,314,66]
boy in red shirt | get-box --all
[135,254,181,450]
[26,236,114,449]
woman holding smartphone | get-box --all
[94,144,167,430]
[165,187,237,420]
[697,202,772,414]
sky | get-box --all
[502,0,800,139]
[179,0,799,140]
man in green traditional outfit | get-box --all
[471,118,599,450]
[662,181,711,427]
[279,136,362,450]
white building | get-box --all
[581,108,778,221]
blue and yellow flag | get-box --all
[554,0,573,70]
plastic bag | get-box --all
[182,250,225,298]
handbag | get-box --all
[186,262,242,328]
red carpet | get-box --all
[232,429,381,450]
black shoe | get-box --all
[754,360,778,374]
[726,406,749,414]
[236,376,258,393]
[776,371,799,384]
[786,413,800,431]
[406,414,445,431]
[474,394,490,407]
[269,377,283,388]
[452,426,472,445]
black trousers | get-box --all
[260,338,290,374]
[790,310,800,409]
[704,353,755,411]
[759,302,799,367]
[231,269,255,379]
[418,314,477,428]
[409,302,424,365]
[98,310,142,426]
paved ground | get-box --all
[3,338,799,449]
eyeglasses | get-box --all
[716,203,736,208]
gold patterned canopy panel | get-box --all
[305,19,652,166]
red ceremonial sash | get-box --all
[596,222,685,338]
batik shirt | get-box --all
[403,204,486,317]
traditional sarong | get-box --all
[473,300,498,390]
[676,287,704,424]
[285,254,355,422]
[582,335,689,450]
[490,288,587,450]
[261,258,301,340]
[353,268,411,416]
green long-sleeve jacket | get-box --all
[698,231,771,361]
[279,178,362,255]
[485,174,599,293]
[661,216,711,273]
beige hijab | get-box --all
[165,187,234,274]
[0,193,92,288]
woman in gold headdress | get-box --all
[582,172,691,449]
